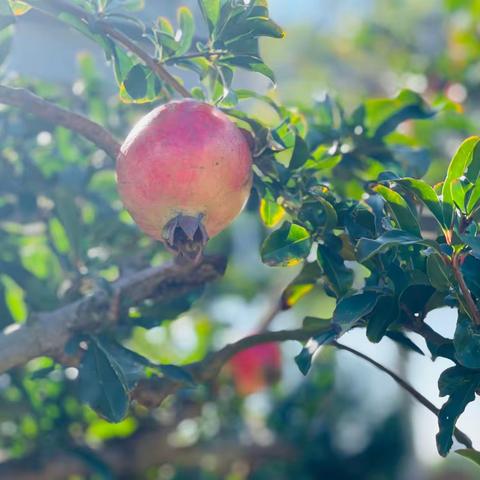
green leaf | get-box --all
[443,136,480,226]
[54,188,83,262]
[261,222,312,267]
[456,448,480,467]
[289,135,310,170]
[176,6,195,56]
[119,64,162,104]
[317,243,354,297]
[243,16,284,39]
[222,55,275,84]
[158,364,196,386]
[281,261,323,309]
[462,235,480,259]
[427,254,452,291]
[436,365,480,456]
[395,178,445,228]
[454,313,480,369]
[373,184,420,235]
[79,340,130,423]
[363,89,435,139]
[198,0,220,34]
[356,229,439,263]
[7,0,30,15]
[366,295,399,343]
[294,327,338,375]
[122,63,147,99]
[385,331,424,356]
[259,193,285,228]
[0,0,14,37]
[333,291,381,333]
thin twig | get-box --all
[332,341,473,449]
[165,50,227,63]
[0,85,120,159]
[41,0,191,98]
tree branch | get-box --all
[0,85,120,159]
[332,341,473,450]
[0,427,295,479]
[134,330,473,451]
[41,0,192,98]
[0,256,226,375]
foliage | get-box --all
[1,0,480,477]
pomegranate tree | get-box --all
[117,99,253,261]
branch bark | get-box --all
[0,256,226,375]
[0,85,120,159]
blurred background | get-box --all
[2,0,480,479]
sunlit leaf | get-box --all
[261,222,312,267]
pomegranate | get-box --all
[116,99,253,261]
[229,341,282,395]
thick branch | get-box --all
[42,0,191,98]
[0,256,226,375]
[0,85,120,159]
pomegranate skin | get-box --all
[229,342,282,395]
[116,99,253,243]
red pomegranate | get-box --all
[229,341,282,395]
[116,99,253,261]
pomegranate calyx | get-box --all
[163,214,209,264]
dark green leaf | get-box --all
[289,135,310,170]
[122,64,147,99]
[385,331,425,356]
[78,340,130,423]
[261,222,312,267]
[454,313,480,369]
[294,327,337,375]
[198,0,220,34]
[427,253,452,291]
[462,235,480,260]
[443,136,480,226]
[366,295,399,343]
[317,243,354,297]
[158,364,196,386]
[356,229,439,263]
[222,55,275,84]
[395,178,445,228]
[373,184,420,235]
[436,365,480,456]
[333,291,381,333]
